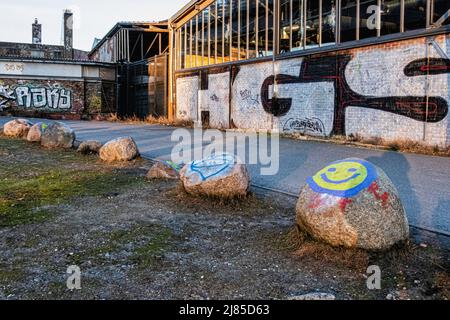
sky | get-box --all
[0,0,184,52]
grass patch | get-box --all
[70,225,175,269]
[0,136,143,226]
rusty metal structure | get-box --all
[89,21,169,118]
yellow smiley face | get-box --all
[307,159,377,197]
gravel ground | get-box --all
[0,136,449,300]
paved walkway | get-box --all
[2,116,450,236]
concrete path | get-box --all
[2,116,450,236]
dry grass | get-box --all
[286,225,369,270]
[282,131,450,157]
[358,135,450,157]
[105,113,194,128]
[434,272,450,299]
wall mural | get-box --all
[307,159,378,198]
[0,83,73,111]
[190,153,235,181]
[175,39,450,145]
[261,55,450,135]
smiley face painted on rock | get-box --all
[307,159,377,197]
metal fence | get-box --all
[117,53,168,118]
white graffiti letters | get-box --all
[1,85,72,110]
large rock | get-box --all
[3,119,33,138]
[180,153,249,198]
[147,161,181,179]
[77,140,102,155]
[296,158,409,251]
[26,122,48,142]
[40,122,75,149]
[99,137,139,162]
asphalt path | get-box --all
[2,116,450,237]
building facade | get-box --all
[0,57,116,119]
[169,0,450,147]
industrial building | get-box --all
[0,11,115,119]
[89,21,170,118]
[1,1,450,146]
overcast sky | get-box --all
[0,0,183,52]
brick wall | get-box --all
[175,34,450,147]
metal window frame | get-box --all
[356,0,360,41]
[175,0,445,69]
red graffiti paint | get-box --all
[308,194,322,209]
[339,198,353,211]
[368,182,389,208]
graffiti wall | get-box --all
[0,80,82,113]
[175,34,450,146]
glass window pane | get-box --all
[224,0,231,62]
[432,0,450,25]
[180,28,185,69]
[306,0,320,48]
[232,0,241,60]
[280,0,291,53]
[404,0,427,31]
[292,0,305,51]
[248,0,257,58]
[257,0,266,56]
[197,13,203,66]
[359,0,378,39]
[187,22,193,68]
[204,8,210,65]
[191,17,198,67]
[340,0,357,42]
[210,4,217,64]
[217,0,224,63]
[267,0,274,56]
[322,0,336,45]
[380,0,401,36]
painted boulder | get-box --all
[3,119,33,138]
[40,122,75,149]
[99,137,139,162]
[27,122,48,142]
[147,161,181,180]
[77,140,103,155]
[296,158,409,251]
[180,153,249,198]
